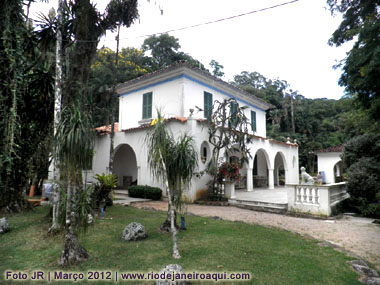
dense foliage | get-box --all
[232,70,377,173]
[0,0,54,212]
[341,134,380,218]
[128,185,163,200]
[327,0,380,121]
[91,173,118,208]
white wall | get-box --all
[183,78,267,137]
[317,152,342,184]
[92,118,299,201]
[119,78,185,130]
[119,75,267,138]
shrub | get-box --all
[91,173,118,209]
[128,185,162,200]
[217,162,240,183]
[342,134,380,218]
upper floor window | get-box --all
[204,91,213,120]
[251,110,256,132]
[230,101,238,127]
[142,92,152,119]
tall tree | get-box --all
[56,99,94,265]
[142,33,206,70]
[146,112,198,259]
[328,0,380,121]
[204,98,252,200]
[209,59,224,78]
[0,0,54,212]
[50,0,64,232]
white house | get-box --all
[90,63,299,201]
[317,144,344,184]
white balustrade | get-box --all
[287,182,348,216]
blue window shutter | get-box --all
[142,92,152,119]
[204,91,212,120]
[251,110,256,132]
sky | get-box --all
[29,0,353,100]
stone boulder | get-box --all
[121,222,147,241]
[350,260,380,285]
[156,264,189,285]
[0,218,9,234]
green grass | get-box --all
[0,205,360,284]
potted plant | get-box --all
[217,162,240,199]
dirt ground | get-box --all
[132,201,380,271]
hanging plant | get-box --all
[217,162,240,183]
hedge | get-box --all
[128,185,162,200]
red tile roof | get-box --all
[95,118,187,135]
[95,123,119,135]
[196,119,298,147]
[122,117,187,133]
[318,144,344,153]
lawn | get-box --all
[0,205,360,284]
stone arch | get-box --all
[113,143,138,188]
[274,152,287,186]
[252,148,271,187]
[333,160,344,183]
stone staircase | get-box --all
[229,198,288,214]
[114,189,129,200]
[113,189,152,206]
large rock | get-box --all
[156,264,189,285]
[121,222,147,241]
[0,218,9,234]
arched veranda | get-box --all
[274,152,287,186]
[113,144,138,188]
[252,149,271,188]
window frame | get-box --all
[251,110,257,132]
[230,101,238,127]
[142,91,153,119]
[204,91,213,120]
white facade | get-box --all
[91,64,299,201]
[317,152,343,184]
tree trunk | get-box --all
[59,231,89,266]
[50,0,63,232]
[160,208,179,232]
[108,24,121,174]
[290,95,295,134]
[159,149,181,259]
[59,182,89,265]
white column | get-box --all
[318,187,331,216]
[246,164,253,192]
[275,168,279,186]
[268,169,274,189]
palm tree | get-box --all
[146,112,198,259]
[55,99,94,266]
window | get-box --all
[230,101,238,127]
[200,141,210,164]
[204,91,213,120]
[142,92,152,119]
[251,110,256,132]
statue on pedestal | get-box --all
[301,167,314,185]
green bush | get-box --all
[91,173,118,209]
[128,185,162,200]
[342,134,380,218]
